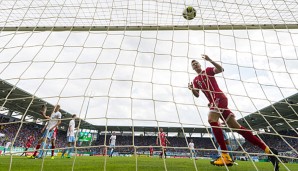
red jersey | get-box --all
[158,132,166,146]
[149,147,153,152]
[27,136,35,144]
[149,147,153,156]
[193,67,226,102]
[26,136,35,147]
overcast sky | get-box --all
[0,0,297,130]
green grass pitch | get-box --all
[0,156,297,171]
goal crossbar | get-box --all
[1,24,298,32]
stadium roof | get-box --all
[1,79,297,134]
[0,79,96,130]
[0,79,209,133]
[237,93,298,132]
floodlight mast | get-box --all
[1,24,298,32]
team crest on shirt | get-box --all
[197,81,202,88]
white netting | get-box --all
[0,0,298,171]
[1,0,298,27]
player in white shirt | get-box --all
[188,139,196,159]
[29,105,61,159]
[3,140,11,155]
[109,132,116,157]
[42,122,58,159]
[61,114,77,158]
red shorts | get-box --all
[209,97,234,121]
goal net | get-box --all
[0,0,297,171]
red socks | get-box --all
[237,126,266,150]
[210,122,227,151]
[210,123,267,152]
[51,146,55,156]
[33,144,41,156]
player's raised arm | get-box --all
[41,122,47,133]
[188,82,199,98]
[40,105,50,119]
[202,54,224,74]
[42,114,50,119]
[165,137,170,145]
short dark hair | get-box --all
[191,60,197,63]
[72,114,76,118]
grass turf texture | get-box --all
[0,156,297,171]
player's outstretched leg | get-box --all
[210,157,219,165]
[211,143,234,165]
[267,148,279,171]
[44,143,51,157]
[66,146,73,158]
[159,151,162,158]
[213,153,234,167]
[209,118,233,166]
[61,148,67,158]
[20,148,28,156]
[51,145,55,159]
[109,148,114,157]
[228,116,280,170]
[193,150,197,159]
[27,143,41,159]
[36,141,47,159]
